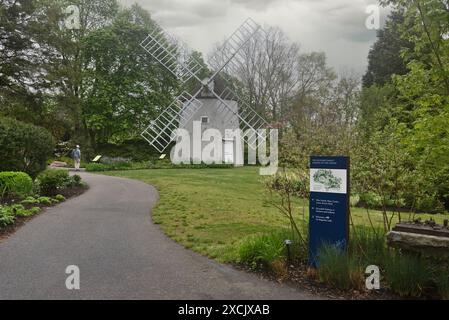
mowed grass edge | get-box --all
[101,167,448,262]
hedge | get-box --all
[0,172,33,198]
[0,117,55,178]
[36,169,71,196]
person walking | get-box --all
[73,145,81,171]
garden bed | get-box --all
[234,262,397,300]
[0,185,88,241]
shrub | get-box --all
[385,253,432,298]
[359,192,383,208]
[71,175,82,186]
[0,117,55,178]
[0,172,33,198]
[55,194,66,202]
[29,207,41,215]
[350,226,387,267]
[1,204,41,218]
[37,170,70,196]
[100,156,131,165]
[21,196,39,205]
[237,230,298,270]
[0,205,15,227]
[37,197,52,205]
[85,163,109,172]
[12,204,34,217]
[316,245,364,291]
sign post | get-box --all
[309,156,350,267]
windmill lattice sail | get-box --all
[141,92,203,153]
[208,18,263,78]
[213,87,269,150]
[140,28,204,84]
[140,18,268,153]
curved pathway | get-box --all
[0,172,320,300]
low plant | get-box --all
[37,170,71,195]
[85,161,235,172]
[384,253,432,298]
[55,194,66,202]
[85,163,109,172]
[100,156,132,166]
[0,205,15,227]
[316,245,364,291]
[37,197,53,205]
[264,170,309,249]
[237,230,296,271]
[0,117,55,178]
[0,172,33,198]
[21,196,39,205]
[28,207,41,215]
[350,226,387,267]
[70,175,82,187]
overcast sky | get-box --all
[119,0,390,76]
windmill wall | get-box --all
[179,98,243,164]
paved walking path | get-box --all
[0,172,320,300]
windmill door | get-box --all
[224,141,234,164]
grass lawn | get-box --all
[103,167,448,262]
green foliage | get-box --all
[363,10,413,87]
[0,171,33,198]
[96,140,160,162]
[85,161,234,172]
[350,226,387,267]
[55,194,66,202]
[37,197,52,205]
[0,203,41,224]
[36,170,71,196]
[0,205,15,227]
[264,170,309,249]
[11,204,33,217]
[384,253,432,298]
[237,231,289,270]
[0,117,55,178]
[67,175,83,188]
[316,245,364,291]
[21,196,40,205]
[85,163,109,172]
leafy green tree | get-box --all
[363,10,413,87]
[81,7,178,145]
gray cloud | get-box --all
[228,0,282,11]
[119,0,390,74]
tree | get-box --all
[81,7,179,145]
[363,10,413,87]
[209,27,301,124]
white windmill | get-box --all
[140,18,268,163]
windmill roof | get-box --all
[191,75,237,101]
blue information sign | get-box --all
[309,156,350,267]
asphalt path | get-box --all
[0,172,321,300]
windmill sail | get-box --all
[141,92,203,153]
[140,19,269,154]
